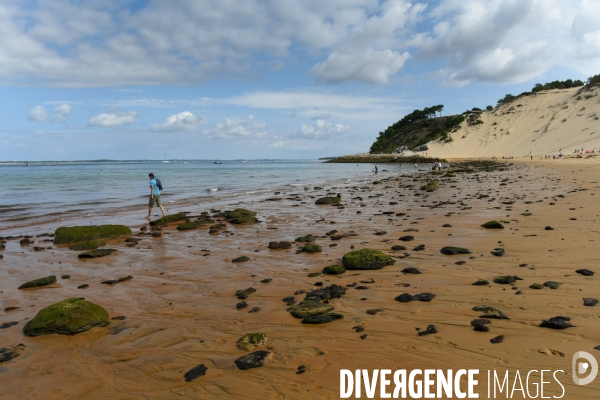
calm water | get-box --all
[0,160,418,229]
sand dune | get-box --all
[428,85,600,158]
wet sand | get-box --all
[1,159,600,399]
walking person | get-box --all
[147,173,166,221]
[374,164,379,178]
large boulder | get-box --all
[23,298,109,336]
[54,225,131,244]
[342,249,395,270]
[223,209,258,224]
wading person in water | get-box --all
[147,173,166,221]
[374,164,379,178]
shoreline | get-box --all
[1,159,599,398]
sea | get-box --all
[1,160,425,231]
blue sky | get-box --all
[1,0,599,161]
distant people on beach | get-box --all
[374,164,379,178]
[147,173,166,221]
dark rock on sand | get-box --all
[184,364,208,382]
[234,350,270,370]
[543,281,562,289]
[414,293,436,302]
[18,275,56,289]
[493,276,518,284]
[545,226,554,230]
[208,223,227,234]
[315,197,341,205]
[299,244,322,253]
[540,316,573,329]
[237,332,268,351]
[395,293,415,303]
[490,335,505,344]
[491,248,505,257]
[224,209,258,224]
[481,220,504,229]
[470,319,491,327]
[260,278,272,283]
[583,298,598,307]
[399,236,414,241]
[391,245,407,251]
[301,313,344,324]
[287,300,334,318]
[308,272,320,277]
[529,283,544,289]
[473,305,509,319]
[78,249,117,258]
[418,325,437,336]
[323,265,346,275]
[268,241,291,249]
[282,296,297,306]
[295,235,315,243]
[420,181,438,192]
[366,308,384,315]
[442,224,452,228]
[0,344,26,363]
[473,324,490,332]
[342,249,395,270]
[176,219,212,230]
[304,284,346,302]
[248,307,261,313]
[401,267,421,274]
[68,240,106,251]
[235,287,256,299]
[472,279,489,285]
[0,321,18,329]
[576,269,594,276]
[232,256,250,263]
[101,275,133,285]
[111,316,126,320]
[440,247,472,255]
[54,225,131,244]
[23,298,109,336]
[413,244,426,251]
[236,301,247,309]
[77,284,89,289]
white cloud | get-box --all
[27,105,47,122]
[52,104,73,123]
[152,111,207,132]
[300,119,350,138]
[310,48,410,85]
[204,115,267,140]
[88,111,138,127]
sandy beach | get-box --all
[1,158,600,399]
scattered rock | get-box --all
[299,244,322,253]
[414,293,436,302]
[315,197,341,205]
[540,316,573,329]
[543,281,562,289]
[529,283,544,289]
[401,267,421,274]
[395,293,415,303]
[176,219,213,230]
[481,221,504,229]
[248,307,261,313]
[442,224,452,228]
[111,316,126,320]
[287,300,334,318]
[490,335,504,344]
[420,181,438,192]
[23,298,109,336]
[184,364,208,382]
[391,245,407,251]
[223,209,258,224]
[101,275,133,285]
[417,325,437,336]
[78,249,117,258]
[304,284,346,302]
[583,298,598,307]
[493,275,518,284]
[0,344,26,363]
[236,333,268,351]
[473,305,509,319]
[472,279,489,286]
[366,308,384,315]
[68,240,106,251]
[260,278,272,283]
[232,256,250,263]
[323,265,346,275]
[342,249,395,270]
[545,226,554,231]
[268,241,291,249]
[440,247,471,255]
[399,236,414,241]
[235,287,256,299]
[491,248,505,257]
[301,313,344,324]
[236,301,247,309]
[0,321,18,329]
[18,275,57,289]
[576,269,594,276]
[295,235,315,243]
[150,212,188,227]
[308,272,320,277]
[234,350,270,370]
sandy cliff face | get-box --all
[427,85,600,158]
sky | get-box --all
[1,0,600,161]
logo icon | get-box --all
[572,351,598,385]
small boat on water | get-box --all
[213,161,222,164]
[162,153,169,163]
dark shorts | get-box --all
[149,195,162,207]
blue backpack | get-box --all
[155,178,163,191]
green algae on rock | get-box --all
[18,275,57,290]
[420,180,438,192]
[78,249,117,259]
[54,225,131,244]
[299,244,322,253]
[209,223,227,233]
[315,197,341,205]
[223,209,258,224]
[287,300,334,318]
[295,235,315,243]
[301,313,344,324]
[150,212,189,227]
[235,287,256,299]
[68,240,106,251]
[323,265,346,275]
[481,220,504,229]
[342,249,395,270]
[236,332,268,351]
[176,219,213,230]
[23,298,109,336]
